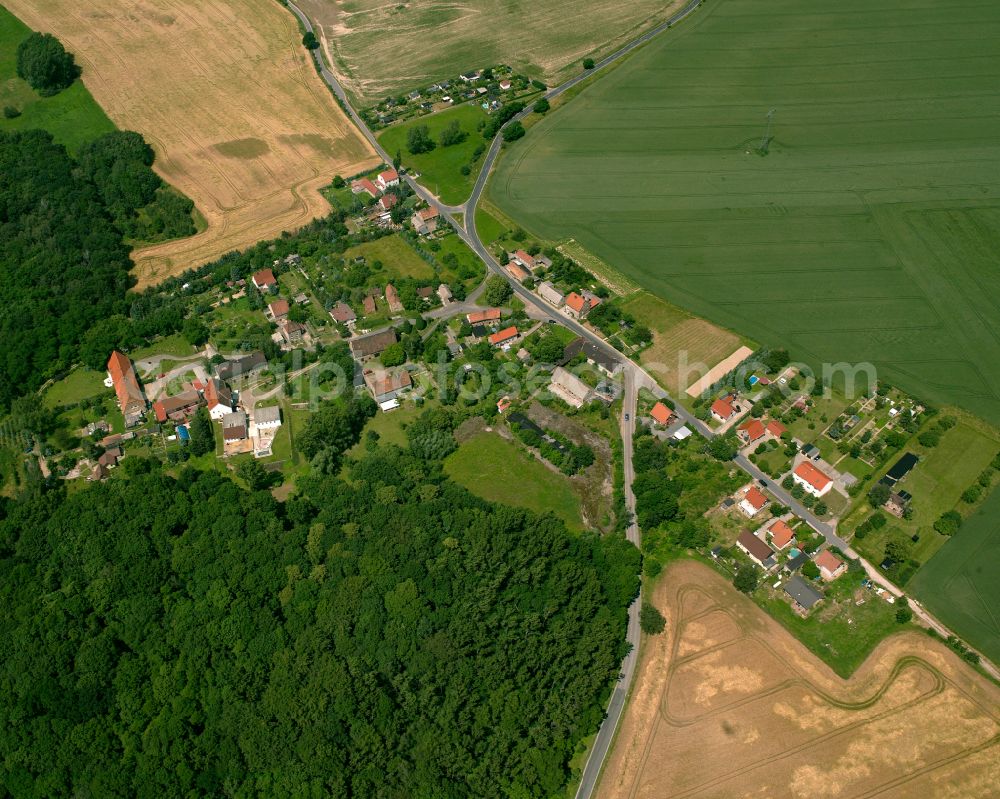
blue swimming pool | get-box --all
[748,375,760,386]
[788,547,801,559]
[177,424,190,441]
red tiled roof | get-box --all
[268,299,290,318]
[467,309,502,324]
[565,292,586,313]
[743,486,768,511]
[352,178,380,198]
[488,326,519,345]
[815,550,844,575]
[795,461,832,491]
[767,420,786,437]
[768,519,795,549]
[418,206,439,221]
[378,168,399,184]
[378,193,398,210]
[107,351,144,415]
[252,268,276,288]
[650,402,673,425]
[506,263,529,281]
[329,302,356,323]
[513,249,535,268]
[739,418,766,442]
[711,398,735,419]
[363,296,377,315]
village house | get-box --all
[510,250,535,270]
[107,351,147,427]
[793,460,833,497]
[216,351,267,383]
[650,402,674,427]
[362,295,377,315]
[737,418,766,446]
[561,338,620,377]
[767,519,796,550]
[253,404,282,433]
[505,262,530,282]
[98,447,123,469]
[467,308,502,325]
[411,206,439,235]
[152,389,203,424]
[739,486,769,518]
[488,325,519,349]
[376,168,400,190]
[815,550,846,581]
[499,79,512,91]
[329,301,356,325]
[437,284,453,304]
[884,489,912,518]
[351,178,380,199]
[251,268,277,292]
[564,291,601,320]
[363,367,412,404]
[267,299,290,321]
[548,366,592,409]
[537,281,565,307]
[736,529,776,569]
[279,320,306,346]
[784,575,824,613]
[204,378,235,420]
[350,328,398,361]
[222,411,248,442]
[767,420,786,438]
[377,193,398,212]
[385,284,404,313]
[710,396,737,423]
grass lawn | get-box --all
[346,401,424,461]
[474,207,506,246]
[342,234,436,282]
[129,333,196,361]
[848,418,1000,570]
[378,105,488,205]
[910,486,1000,665]
[491,0,1000,426]
[444,431,583,531]
[619,293,744,395]
[0,6,115,152]
[756,568,903,678]
[42,368,110,409]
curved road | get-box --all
[284,0,999,787]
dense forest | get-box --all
[0,428,639,796]
[0,129,196,410]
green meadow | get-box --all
[0,5,114,151]
[491,0,1000,424]
[378,104,488,204]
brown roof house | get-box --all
[411,206,439,235]
[329,301,356,325]
[736,529,776,569]
[385,284,404,313]
[222,411,248,442]
[350,328,398,361]
[153,389,203,423]
[363,367,412,403]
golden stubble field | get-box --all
[598,561,1000,799]
[297,0,686,104]
[5,0,378,288]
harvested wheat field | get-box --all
[5,0,377,288]
[598,561,1000,799]
[297,0,686,104]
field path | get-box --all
[4,0,378,288]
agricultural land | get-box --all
[597,561,1000,799]
[491,0,1000,426]
[3,0,378,288]
[911,488,1000,666]
[0,5,114,151]
[297,0,686,104]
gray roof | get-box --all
[562,337,619,373]
[784,575,824,610]
[785,552,810,572]
[349,328,397,359]
[222,411,247,429]
[254,405,281,425]
[216,351,267,381]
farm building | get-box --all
[537,281,565,307]
[467,308,502,324]
[505,262,530,282]
[152,389,203,424]
[350,329,398,361]
[216,351,267,382]
[411,206,439,235]
[548,366,592,408]
[222,411,248,442]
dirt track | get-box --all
[598,560,1000,799]
[5,0,378,288]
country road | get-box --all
[283,0,1000,786]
